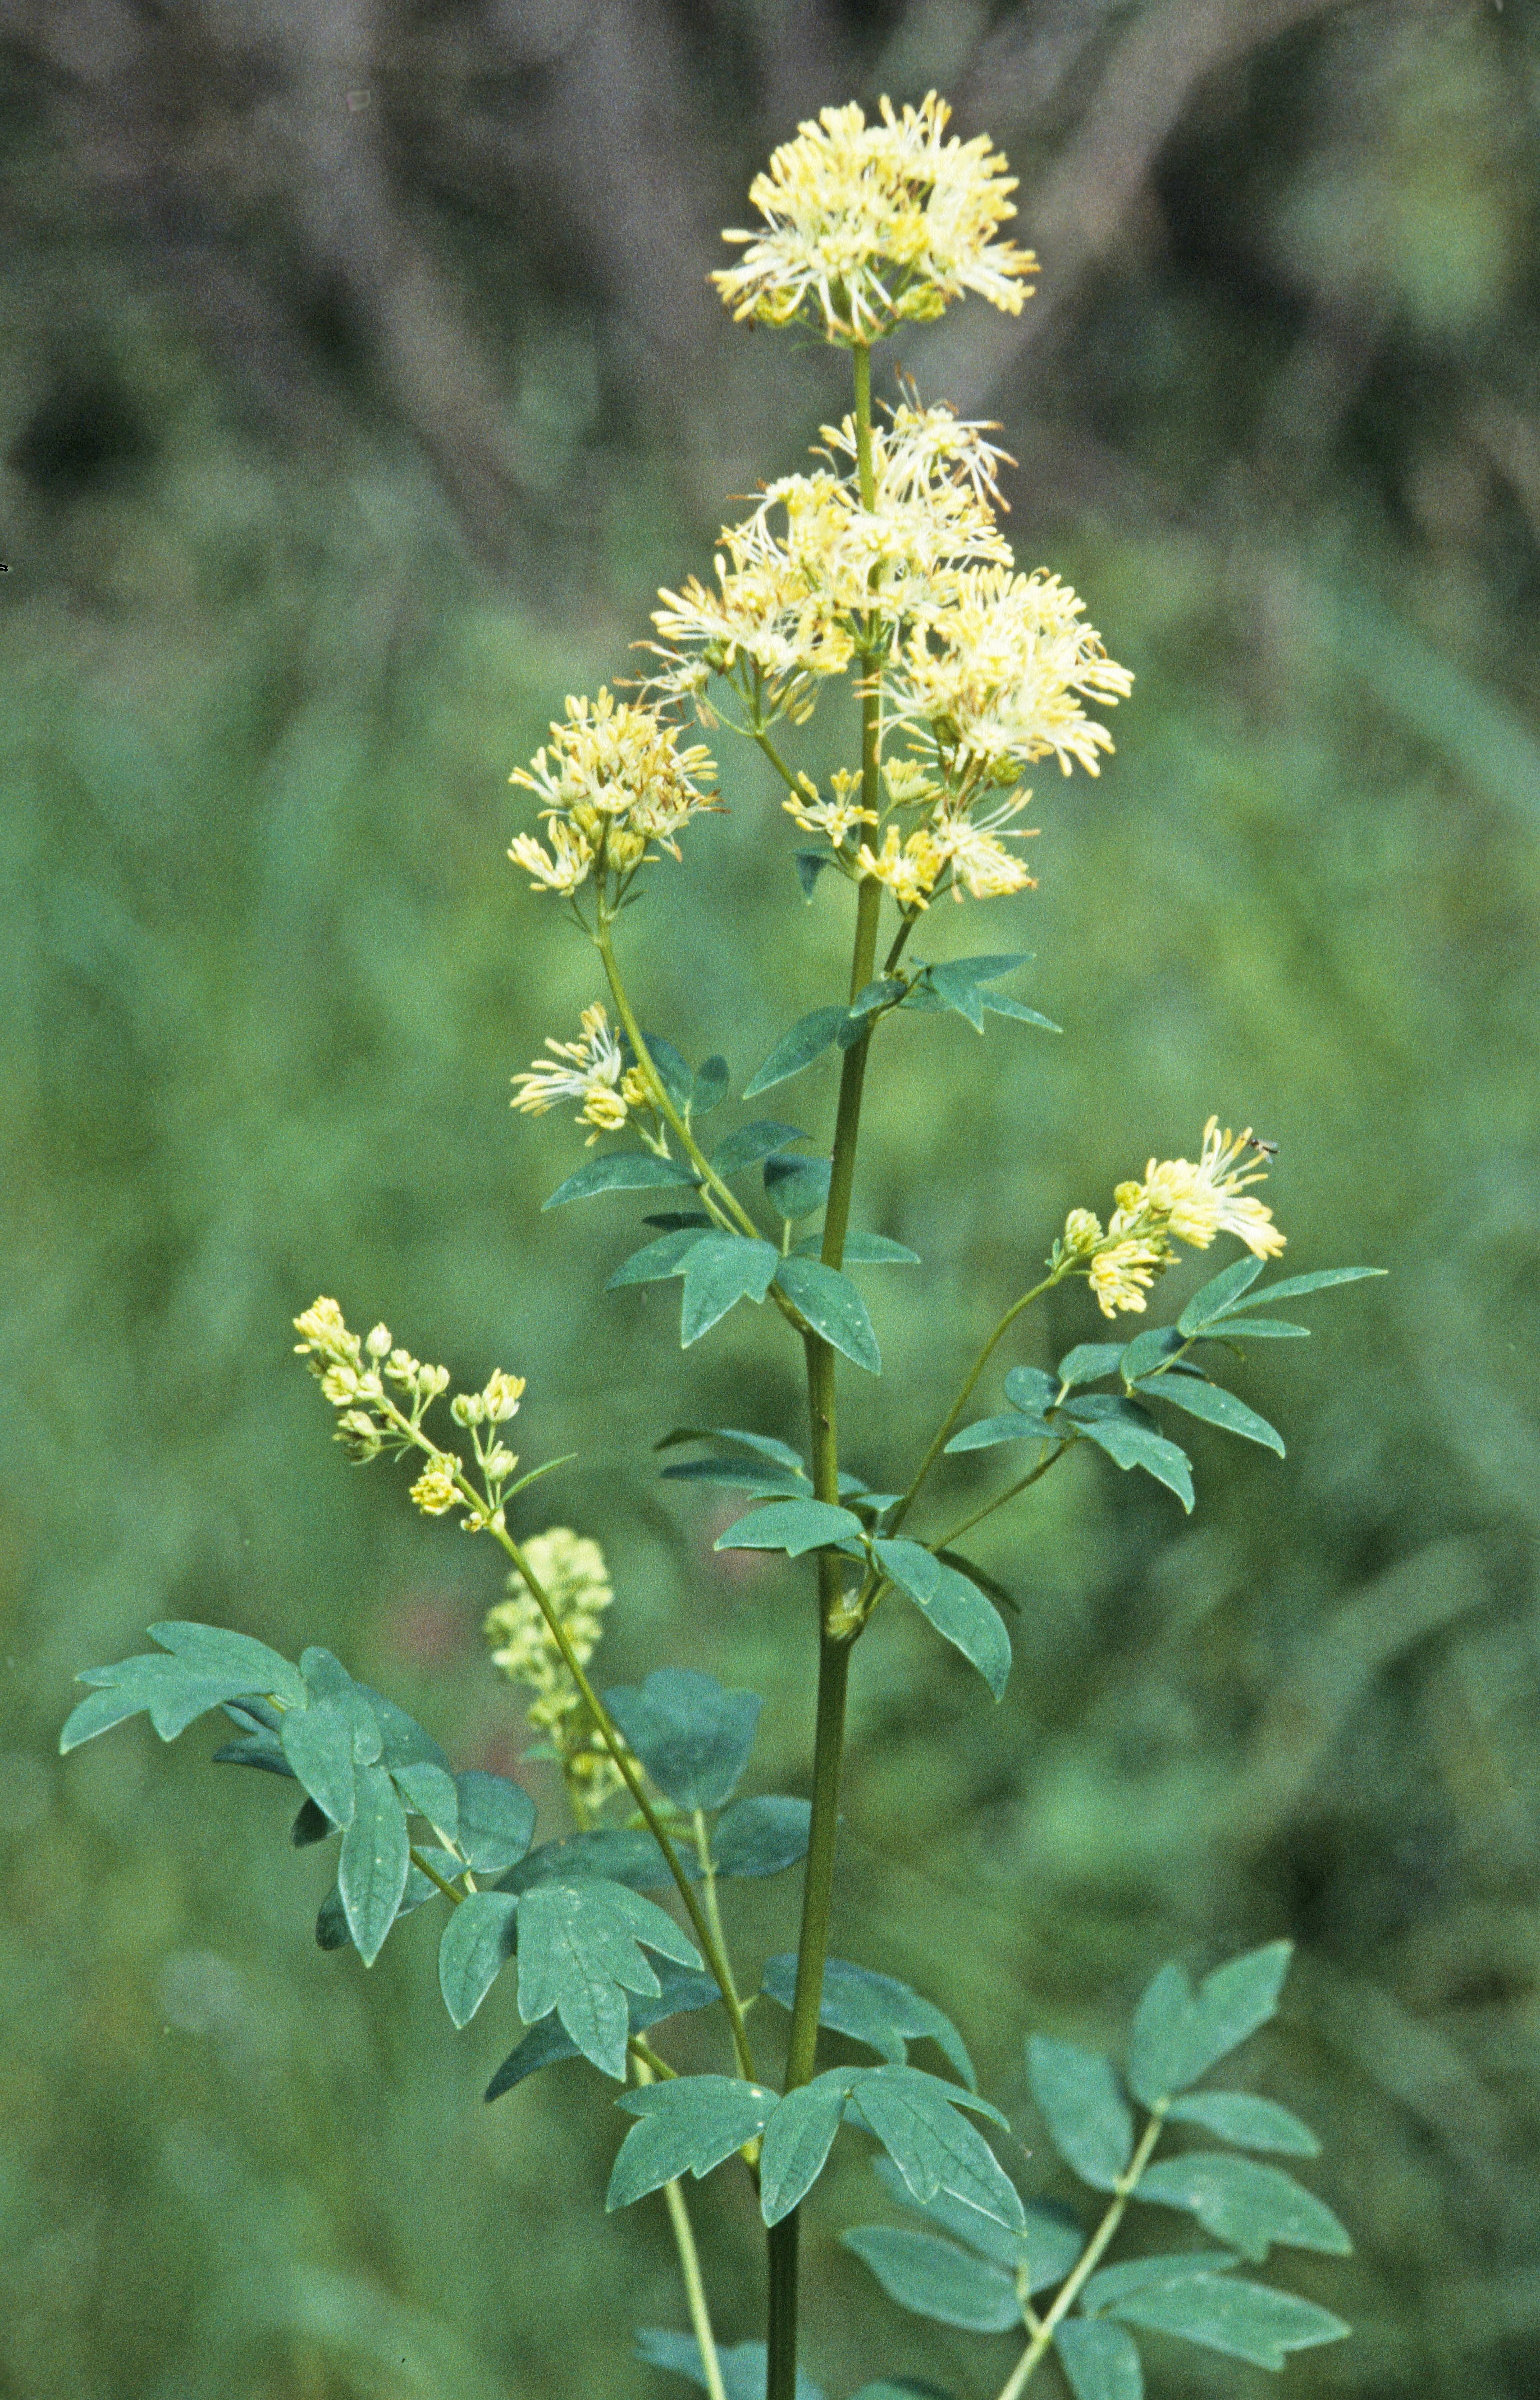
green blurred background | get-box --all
[4,1,1538,2393]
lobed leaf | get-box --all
[680,1234,780,1345]
[485,1964,721,2100]
[849,2065,1024,2233]
[147,1621,306,1710]
[603,1668,763,1812]
[515,1877,703,2080]
[1127,1943,1293,2106]
[608,2075,776,2211]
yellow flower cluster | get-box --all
[292,1297,526,1532]
[484,1529,628,1808]
[509,1004,649,1144]
[650,394,1129,911]
[508,688,718,904]
[1061,1120,1287,1318]
[712,92,1036,343]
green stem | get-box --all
[994,2107,1168,2400]
[634,2052,729,2400]
[766,337,880,2400]
[932,1443,1069,1551]
[886,1268,1065,1541]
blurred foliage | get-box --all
[3,0,1540,2395]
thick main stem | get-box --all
[765,339,881,2400]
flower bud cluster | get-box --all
[293,1297,527,1532]
[484,1529,632,1809]
[1054,1120,1286,1318]
[508,687,718,905]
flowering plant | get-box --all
[62,95,1376,2400]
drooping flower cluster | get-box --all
[484,1529,629,1808]
[712,92,1037,343]
[649,394,1129,911]
[510,1004,649,1144]
[508,688,718,905]
[292,1297,527,1532]
[1059,1120,1287,1317]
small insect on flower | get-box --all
[1248,1135,1280,1161]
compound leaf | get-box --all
[280,1697,358,1829]
[679,1234,781,1344]
[1177,1258,1266,1333]
[392,1759,458,1842]
[764,1153,833,1221]
[1128,1943,1293,2107]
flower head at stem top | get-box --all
[484,1527,632,1811]
[712,92,1037,344]
[509,687,719,910]
[292,1297,528,1533]
[1056,1119,1287,1317]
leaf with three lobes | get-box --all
[515,1877,703,2080]
[742,1006,850,1098]
[635,2329,825,2400]
[680,1234,781,1344]
[773,1255,882,1371]
[1027,2036,1133,2191]
[1078,2252,1239,2314]
[709,1795,811,1878]
[872,1541,1011,1700]
[65,1656,263,1750]
[485,1963,721,2100]
[1106,2272,1349,2367]
[1126,1943,1293,2107]
[543,1152,699,1209]
[608,1229,710,1288]
[1165,2092,1320,2155]
[1074,1414,1195,1513]
[439,1891,520,2027]
[608,2076,777,2211]
[1136,2153,1352,2262]
[602,1668,762,1811]
[453,1769,535,1873]
[715,1499,866,1556]
[1137,1372,1284,1454]
[758,2070,858,2224]
[849,2066,1024,2232]
[146,1621,306,1709]
[1053,2318,1144,2400]
[759,1953,975,2087]
[840,2226,1021,2333]
[339,1762,411,1966]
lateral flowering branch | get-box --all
[1056,1120,1288,1317]
[484,1528,634,1811]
